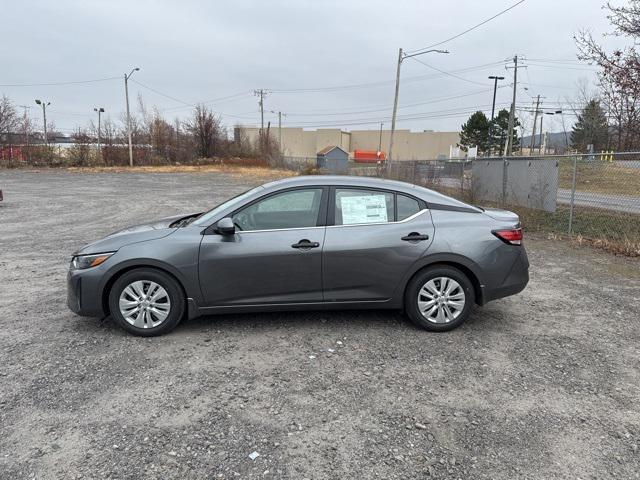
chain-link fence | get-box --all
[326,153,639,255]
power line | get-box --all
[130,79,194,106]
[285,87,504,117]
[270,61,506,93]
[281,102,513,128]
[405,0,526,55]
[526,62,597,71]
[408,57,491,86]
[0,76,121,87]
[128,80,255,119]
[160,91,253,113]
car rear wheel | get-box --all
[108,268,185,337]
[405,265,475,332]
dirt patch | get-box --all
[0,170,639,479]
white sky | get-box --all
[0,0,621,136]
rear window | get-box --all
[397,194,421,221]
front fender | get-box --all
[98,228,203,307]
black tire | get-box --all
[108,268,185,337]
[404,265,475,332]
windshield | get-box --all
[192,186,263,226]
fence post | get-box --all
[567,155,578,236]
[502,158,508,208]
[460,160,465,198]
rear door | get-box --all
[322,187,434,302]
[198,187,328,306]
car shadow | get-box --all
[77,305,491,337]
[179,309,412,333]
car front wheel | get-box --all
[405,266,475,332]
[108,268,185,336]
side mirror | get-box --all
[216,217,236,235]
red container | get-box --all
[353,150,386,163]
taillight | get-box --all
[492,228,523,245]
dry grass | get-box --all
[63,164,296,180]
[558,159,640,197]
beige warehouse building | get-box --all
[238,127,461,160]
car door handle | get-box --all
[401,232,430,242]
[291,239,320,249]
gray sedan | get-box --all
[67,175,529,336]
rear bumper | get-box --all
[67,268,106,317]
[483,247,529,303]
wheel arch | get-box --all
[400,254,486,307]
[100,261,189,316]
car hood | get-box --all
[74,213,199,255]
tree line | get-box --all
[0,94,275,166]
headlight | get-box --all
[71,252,115,270]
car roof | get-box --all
[261,175,479,210]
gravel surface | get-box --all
[1,169,639,480]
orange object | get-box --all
[353,150,387,163]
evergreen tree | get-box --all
[489,109,520,156]
[459,111,490,153]
[571,99,609,152]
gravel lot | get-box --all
[1,169,639,480]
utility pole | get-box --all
[94,107,104,159]
[505,55,519,155]
[378,122,383,153]
[268,109,286,153]
[34,99,50,146]
[388,48,449,171]
[388,47,403,169]
[487,75,505,156]
[539,115,544,155]
[529,95,541,155]
[124,67,140,167]
[278,111,282,148]
[254,89,268,151]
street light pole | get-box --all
[35,99,50,146]
[542,110,563,155]
[94,107,105,159]
[388,48,449,172]
[269,110,287,153]
[124,67,140,167]
[487,75,505,156]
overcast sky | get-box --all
[0,0,621,136]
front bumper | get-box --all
[67,267,107,318]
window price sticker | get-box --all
[340,195,388,224]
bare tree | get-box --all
[186,104,222,158]
[576,1,640,150]
[0,95,19,145]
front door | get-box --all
[198,187,327,306]
[322,187,434,302]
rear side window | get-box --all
[334,189,394,225]
[397,194,421,221]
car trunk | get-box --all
[482,207,520,224]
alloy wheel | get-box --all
[119,280,171,329]
[417,277,466,324]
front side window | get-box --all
[335,189,394,226]
[233,188,323,231]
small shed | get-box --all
[316,145,349,173]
